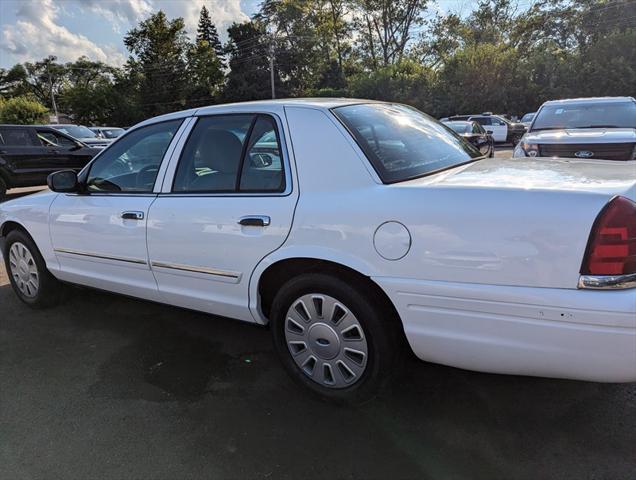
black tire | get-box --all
[3,229,63,308]
[270,273,402,404]
[0,177,6,200]
[510,134,522,147]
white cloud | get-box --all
[78,0,153,32]
[1,0,126,65]
[163,0,249,41]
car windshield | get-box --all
[333,103,482,183]
[521,113,535,122]
[102,128,125,138]
[444,122,471,134]
[531,101,636,130]
[54,125,97,138]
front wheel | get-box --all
[270,273,402,404]
[3,229,64,308]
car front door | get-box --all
[48,119,187,301]
[146,112,298,322]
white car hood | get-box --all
[524,128,636,143]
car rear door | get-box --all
[146,111,298,322]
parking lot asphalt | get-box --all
[2,145,635,480]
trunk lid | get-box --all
[387,158,636,289]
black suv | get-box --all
[0,125,101,198]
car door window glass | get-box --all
[472,123,481,134]
[240,116,285,192]
[86,120,182,193]
[37,130,76,148]
[473,117,491,126]
[173,115,253,193]
[0,129,34,146]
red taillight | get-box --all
[581,196,636,275]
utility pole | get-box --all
[269,36,276,99]
[46,56,59,123]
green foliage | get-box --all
[124,11,190,119]
[197,5,226,67]
[1,0,633,125]
[223,21,280,101]
[0,96,48,124]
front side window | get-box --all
[86,120,182,193]
[531,101,636,131]
[333,103,482,183]
[173,114,285,193]
[37,130,76,148]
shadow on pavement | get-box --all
[0,277,634,480]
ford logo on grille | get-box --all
[574,150,594,158]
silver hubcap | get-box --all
[284,293,368,389]
[8,242,39,298]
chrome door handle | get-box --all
[121,211,144,220]
[238,215,271,227]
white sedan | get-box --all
[1,99,635,403]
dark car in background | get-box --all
[49,124,111,148]
[89,127,125,140]
[443,120,494,157]
[0,125,100,198]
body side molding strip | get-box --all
[54,248,148,265]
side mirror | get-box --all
[47,170,79,193]
[486,129,494,134]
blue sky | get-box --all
[0,0,465,69]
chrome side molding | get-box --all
[578,273,636,290]
[54,248,147,265]
[151,261,241,280]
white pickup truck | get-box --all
[514,97,636,161]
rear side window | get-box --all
[173,114,285,193]
[333,103,482,183]
[0,128,34,146]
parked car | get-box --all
[49,124,111,148]
[514,97,636,160]
[443,113,526,144]
[1,99,635,403]
[89,127,125,140]
[520,112,536,129]
[442,120,494,157]
[0,124,101,199]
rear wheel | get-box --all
[3,229,63,308]
[270,273,402,404]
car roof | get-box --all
[133,98,383,129]
[542,96,635,106]
[443,120,472,125]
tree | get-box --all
[222,21,280,101]
[58,57,119,125]
[197,5,226,67]
[124,11,190,118]
[0,96,49,124]
[353,0,428,68]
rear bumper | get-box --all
[374,277,636,382]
